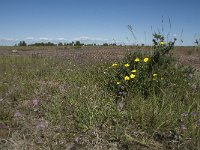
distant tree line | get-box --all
[29,42,56,46]
[17,41,119,47]
[102,43,116,46]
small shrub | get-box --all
[106,33,177,99]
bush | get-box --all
[103,43,109,46]
[106,33,178,99]
[18,41,27,46]
[74,41,84,46]
[58,42,63,46]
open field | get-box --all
[0,46,200,149]
[0,46,200,70]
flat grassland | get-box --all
[0,46,200,149]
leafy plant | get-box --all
[106,33,178,100]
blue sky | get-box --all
[0,0,200,45]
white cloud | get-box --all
[26,37,34,40]
[39,37,51,41]
[0,38,19,46]
[94,38,108,41]
[74,36,90,41]
[73,36,109,44]
[57,38,67,41]
[0,38,18,42]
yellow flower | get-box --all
[124,76,130,81]
[130,74,136,79]
[124,63,130,67]
[153,74,158,77]
[144,57,149,63]
[160,41,165,45]
[112,63,118,67]
[116,82,121,85]
[134,58,140,62]
[131,69,137,73]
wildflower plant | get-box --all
[106,32,196,100]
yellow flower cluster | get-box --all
[160,41,165,45]
[134,57,149,63]
[117,81,121,85]
[124,63,130,67]
[113,56,152,84]
[121,73,159,82]
[134,58,140,62]
[152,74,158,80]
[112,63,118,67]
[130,74,136,79]
[131,69,137,73]
[124,76,130,81]
[153,74,157,77]
[124,73,136,81]
[144,57,149,63]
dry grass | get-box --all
[0,45,200,149]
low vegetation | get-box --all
[0,33,200,149]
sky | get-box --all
[0,0,200,46]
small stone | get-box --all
[12,50,18,53]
